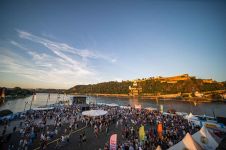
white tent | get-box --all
[97,103,106,105]
[186,113,201,126]
[106,103,119,107]
[176,112,188,116]
[120,105,131,109]
[168,133,202,150]
[192,126,219,150]
[82,109,107,117]
[187,112,198,119]
[32,106,54,111]
[156,145,162,150]
[145,107,157,111]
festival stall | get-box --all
[192,126,219,150]
[168,133,202,150]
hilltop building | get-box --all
[202,79,214,83]
[152,74,215,84]
[129,81,142,96]
[128,74,216,95]
[154,74,191,83]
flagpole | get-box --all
[46,93,50,106]
[30,92,35,110]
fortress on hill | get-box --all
[153,74,214,84]
[129,74,214,96]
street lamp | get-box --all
[24,101,28,111]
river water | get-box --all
[0,93,226,117]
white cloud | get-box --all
[0,30,117,88]
[16,29,116,62]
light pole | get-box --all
[46,93,50,106]
[29,92,35,110]
[24,101,28,111]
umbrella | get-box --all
[82,109,108,117]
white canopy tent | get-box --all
[192,126,219,150]
[120,105,131,109]
[186,112,201,126]
[82,110,108,117]
[176,112,188,116]
[106,103,119,107]
[168,133,202,150]
[156,145,162,150]
[145,107,157,111]
[32,107,54,111]
[186,112,199,120]
[97,103,106,105]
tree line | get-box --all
[4,87,33,98]
[67,79,226,95]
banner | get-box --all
[157,123,163,138]
[160,105,163,113]
[139,125,145,141]
[110,134,117,150]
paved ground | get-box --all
[0,118,128,150]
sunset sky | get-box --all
[0,0,226,89]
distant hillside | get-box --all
[67,81,132,94]
[35,88,65,93]
[0,87,33,98]
[67,76,226,95]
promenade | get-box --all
[1,121,121,150]
[0,104,200,150]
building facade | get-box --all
[129,81,142,96]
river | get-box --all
[0,93,226,117]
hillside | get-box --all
[1,87,33,98]
[67,76,226,95]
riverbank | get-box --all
[5,94,32,99]
[71,93,226,103]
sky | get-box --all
[0,0,226,89]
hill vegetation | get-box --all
[4,87,33,98]
[67,78,226,95]
[68,81,132,94]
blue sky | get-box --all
[0,0,226,89]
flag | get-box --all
[139,125,145,141]
[110,134,117,150]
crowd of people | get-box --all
[104,107,200,150]
[0,104,88,150]
[0,102,201,150]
